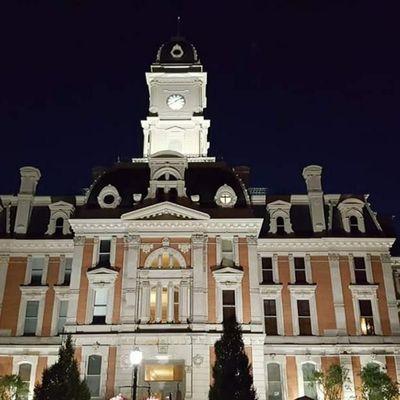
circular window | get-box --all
[214,184,237,208]
[103,194,115,205]
[97,184,121,209]
[220,192,233,205]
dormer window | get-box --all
[46,201,74,236]
[215,184,237,208]
[267,200,293,234]
[337,198,366,233]
[97,185,121,209]
[55,217,64,235]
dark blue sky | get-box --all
[1,1,399,231]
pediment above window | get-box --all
[121,201,210,221]
[87,267,118,288]
[213,266,244,286]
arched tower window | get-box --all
[349,215,360,233]
[276,216,285,235]
[55,217,64,235]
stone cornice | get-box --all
[258,237,395,253]
[69,218,263,236]
[0,239,74,254]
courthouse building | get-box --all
[0,37,399,400]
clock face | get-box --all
[167,94,185,110]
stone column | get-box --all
[180,280,190,323]
[340,355,356,400]
[140,281,150,323]
[328,253,347,335]
[247,236,263,331]
[0,256,9,317]
[120,235,140,324]
[191,234,208,327]
[66,236,85,327]
[156,282,162,322]
[380,253,400,334]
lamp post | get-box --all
[130,348,143,400]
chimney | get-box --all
[14,166,41,234]
[302,165,326,232]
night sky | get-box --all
[1,1,399,232]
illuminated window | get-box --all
[221,239,234,267]
[144,364,183,382]
[359,300,375,335]
[93,288,107,324]
[87,355,102,397]
[18,363,31,400]
[150,287,157,322]
[161,287,168,322]
[150,251,180,269]
[267,363,282,400]
[174,288,179,323]
[302,363,317,399]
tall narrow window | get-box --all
[30,257,44,285]
[221,239,234,267]
[57,300,68,334]
[161,287,168,322]
[63,258,72,285]
[150,287,157,322]
[276,217,285,235]
[87,355,102,397]
[261,257,274,283]
[294,257,306,284]
[93,288,107,324]
[55,217,64,235]
[222,290,236,321]
[302,363,317,399]
[359,300,375,335]
[297,300,312,335]
[349,216,359,233]
[264,299,278,335]
[18,363,32,400]
[173,288,179,323]
[24,300,39,336]
[267,363,283,400]
[354,257,367,284]
[98,240,111,266]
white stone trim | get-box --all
[260,285,284,335]
[340,354,356,400]
[0,256,9,315]
[50,286,70,336]
[296,356,321,399]
[24,255,49,285]
[264,355,287,400]
[267,200,293,234]
[17,286,48,336]
[97,184,121,209]
[288,254,312,284]
[0,239,73,254]
[289,285,318,336]
[349,284,381,335]
[12,355,38,400]
[213,266,244,323]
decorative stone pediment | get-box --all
[86,267,118,288]
[213,266,244,286]
[121,201,210,221]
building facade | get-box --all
[0,37,399,400]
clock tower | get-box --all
[141,37,210,158]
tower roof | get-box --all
[155,36,200,65]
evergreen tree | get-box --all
[209,317,257,400]
[34,334,91,400]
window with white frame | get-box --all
[30,257,44,285]
[302,363,317,399]
[24,300,39,336]
[261,257,274,284]
[337,198,366,233]
[57,300,68,334]
[98,240,111,266]
[267,363,283,400]
[173,287,179,323]
[63,258,72,285]
[86,355,102,397]
[92,288,108,324]
[222,290,236,321]
[294,257,307,284]
[18,363,32,400]
[349,215,360,233]
[276,217,285,235]
[359,300,375,335]
[297,300,312,335]
[221,239,234,267]
[354,257,368,284]
[264,299,278,335]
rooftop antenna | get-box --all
[176,16,181,37]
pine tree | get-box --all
[209,317,257,400]
[34,334,91,400]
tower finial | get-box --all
[176,16,181,37]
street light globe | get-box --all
[130,348,143,366]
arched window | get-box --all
[302,363,317,399]
[173,287,179,323]
[87,355,102,397]
[267,363,283,400]
[349,215,359,233]
[276,217,285,235]
[145,247,186,269]
[55,217,64,235]
[18,363,32,400]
